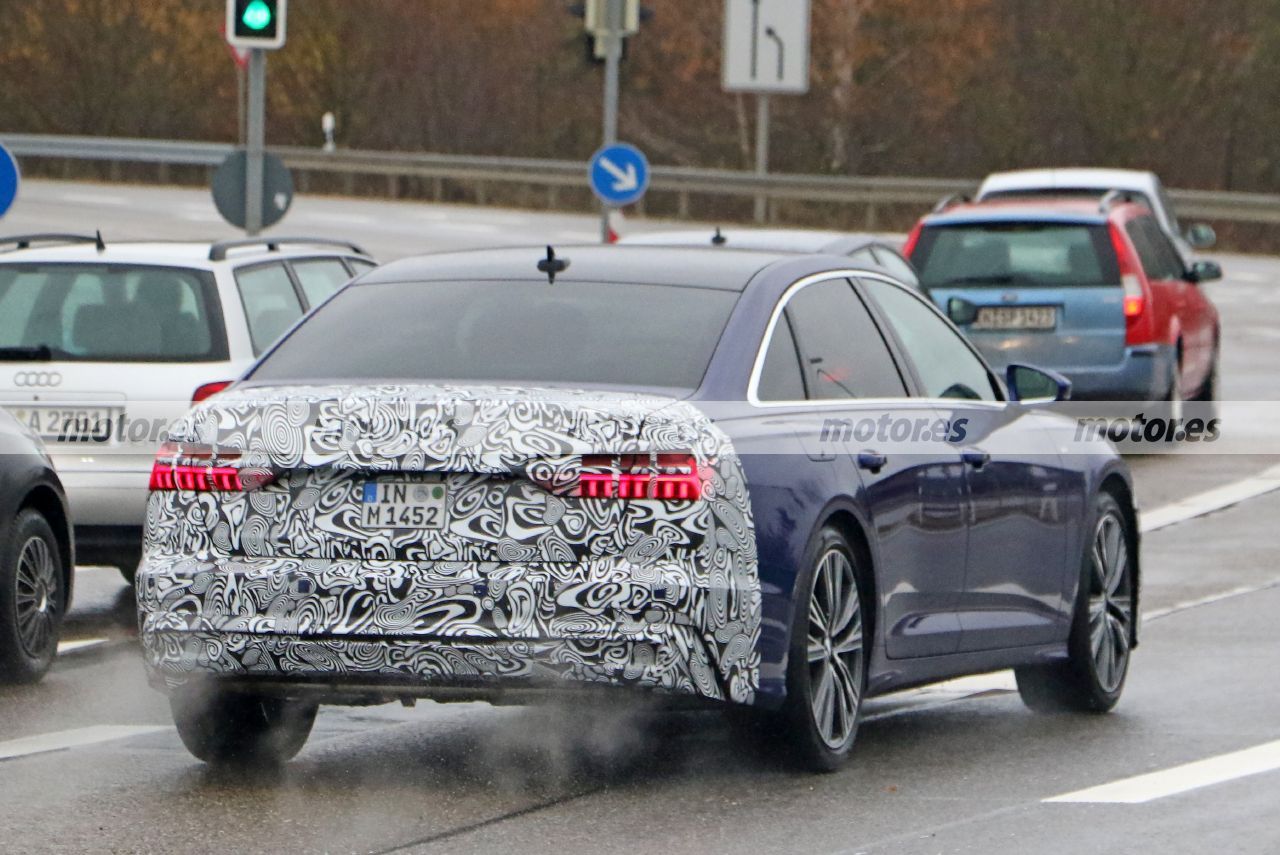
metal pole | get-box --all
[236,64,246,147]
[754,93,770,223]
[245,48,266,236]
[600,0,623,243]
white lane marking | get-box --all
[556,230,602,242]
[1230,272,1268,283]
[1139,464,1280,533]
[57,192,129,207]
[0,726,169,762]
[864,671,1017,722]
[1044,739,1280,804]
[56,637,108,654]
[1145,578,1280,622]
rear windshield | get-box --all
[0,264,227,362]
[248,279,739,393]
[913,223,1120,289]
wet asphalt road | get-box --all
[1,183,1279,853]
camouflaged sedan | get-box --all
[138,246,1138,771]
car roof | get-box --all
[618,228,893,256]
[358,245,818,291]
[978,168,1159,198]
[923,197,1149,227]
[0,237,369,268]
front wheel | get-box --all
[779,527,869,772]
[0,510,65,684]
[1016,493,1135,712]
[170,687,317,766]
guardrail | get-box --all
[5,132,1280,226]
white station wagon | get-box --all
[0,234,375,579]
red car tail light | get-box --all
[575,453,704,502]
[148,441,275,492]
[1109,224,1154,345]
[192,381,232,404]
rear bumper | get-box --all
[1055,344,1176,402]
[136,552,761,706]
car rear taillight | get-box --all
[192,381,232,404]
[1109,224,1154,345]
[902,223,924,259]
[148,441,274,492]
[575,453,704,501]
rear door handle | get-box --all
[961,450,991,469]
[857,451,887,474]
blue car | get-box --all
[136,246,1138,771]
[906,197,1221,405]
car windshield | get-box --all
[0,264,226,362]
[248,279,739,393]
[913,222,1121,288]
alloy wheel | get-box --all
[14,535,59,658]
[1088,512,1132,693]
[806,547,864,749]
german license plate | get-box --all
[6,406,115,443]
[972,306,1057,330]
[360,481,446,529]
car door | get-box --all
[778,277,969,659]
[1134,217,1215,393]
[859,276,1077,652]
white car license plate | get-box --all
[7,406,115,443]
[360,481,446,529]
[972,306,1057,331]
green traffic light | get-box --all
[242,0,273,31]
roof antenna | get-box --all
[537,245,569,284]
[94,230,106,251]
[711,227,727,246]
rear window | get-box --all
[0,264,227,362]
[248,279,739,393]
[913,222,1120,289]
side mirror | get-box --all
[1187,260,1223,284]
[946,297,978,326]
[1185,223,1217,249]
[1006,363,1071,403]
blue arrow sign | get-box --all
[0,144,19,218]
[589,142,650,207]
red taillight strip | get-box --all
[148,441,270,493]
[575,453,704,501]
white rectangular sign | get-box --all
[723,0,811,94]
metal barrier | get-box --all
[5,132,1280,225]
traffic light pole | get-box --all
[599,0,623,243]
[244,47,266,236]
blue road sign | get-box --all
[589,142,650,207]
[0,144,20,218]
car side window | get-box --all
[756,313,807,401]
[235,263,304,355]
[1126,217,1181,281]
[782,278,908,400]
[861,278,1000,402]
[1142,219,1186,280]
[291,259,354,307]
[872,248,920,287]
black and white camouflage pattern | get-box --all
[138,385,762,704]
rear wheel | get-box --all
[1016,493,1134,712]
[0,510,65,684]
[170,687,317,766]
[779,527,868,772]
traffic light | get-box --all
[226,0,287,50]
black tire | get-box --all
[778,526,870,772]
[1016,493,1135,713]
[170,687,317,766]
[1190,346,1219,422]
[0,509,65,684]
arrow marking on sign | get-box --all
[598,157,639,193]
